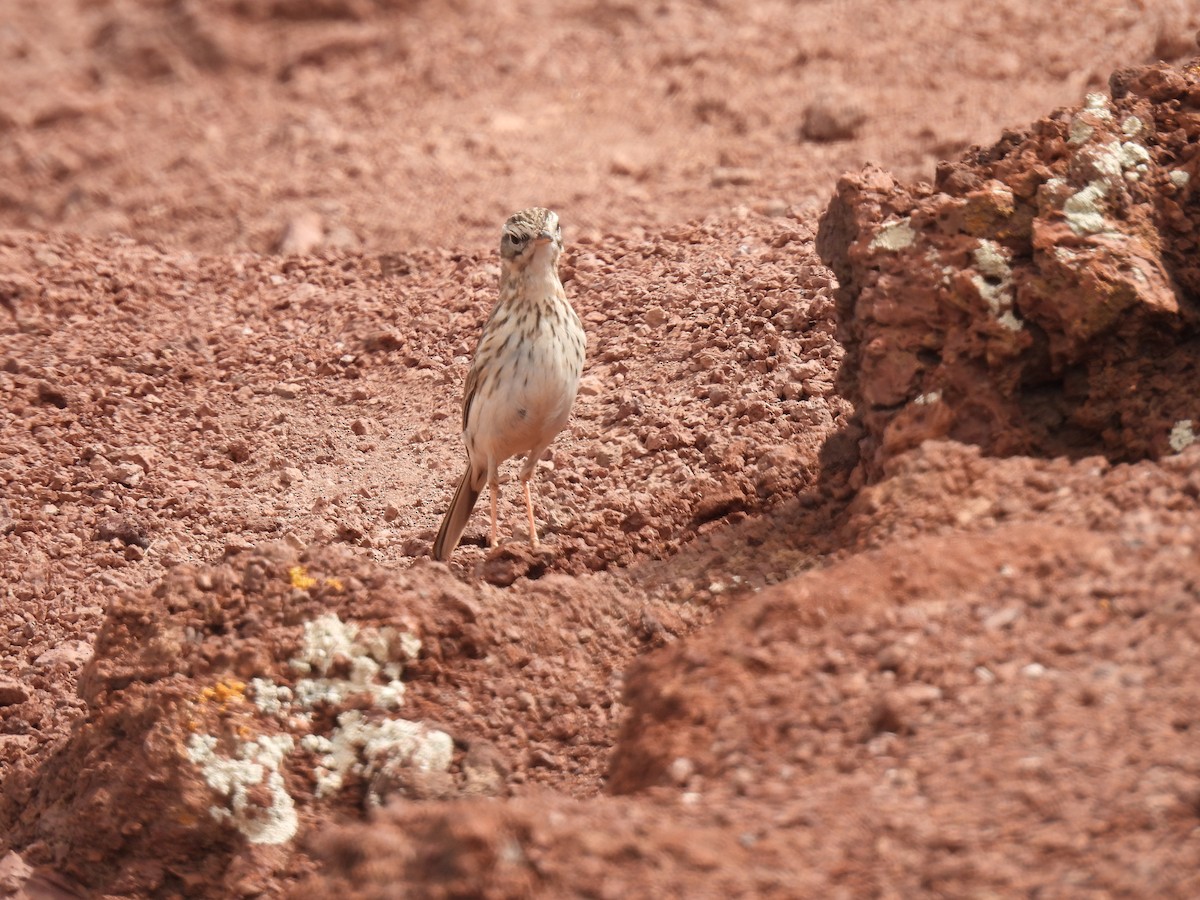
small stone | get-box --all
[983,606,1022,630]
[280,467,303,486]
[644,306,668,328]
[226,440,251,463]
[462,741,509,797]
[527,747,560,769]
[711,166,759,187]
[753,198,789,217]
[876,643,908,672]
[113,445,157,472]
[667,756,695,785]
[34,641,92,670]
[324,225,360,251]
[110,463,144,487]
[0,679,29,706]
[801,92,867,142]
[350,418,371,436]
[272,383,301,399]
[0,851,33,892]
[276,211,324,255]
[576,374,603,397]
[898,683,943,704]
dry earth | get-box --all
[2,1,1200,897]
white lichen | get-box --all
[1169,420,1196,453]
[914,391,942,406]
[1069,94,1114,144]
[288,613,419,712]
[1061,135,1147,232]
[248,678,293,715]
[996,311,1023,331]
[186,733,298,845]
[1088,141,1125,181]
[1170,170,1190,188]
[184,611,447,839]
[305,710,454,798]
[1119,141,1150,174]
[970,239,1023,331]
[1063,181,1110,235]
[1068,118,1094,146]
[1121,115,1143,137]
[869,218,916,251]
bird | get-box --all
[432,207,586,561]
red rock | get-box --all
[818,60,1200,480]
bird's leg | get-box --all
[523,478,539,550]
[487,458,501,549]
[488,473,500,548]
[519,451,545,550]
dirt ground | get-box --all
[2,1,1200,897]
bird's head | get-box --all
[499,207,563,276]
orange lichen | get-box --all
[288,565,318,590]
[199,678,247,707]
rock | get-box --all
[644,305,668,328]
[711,166,759,187]
[113,445,157,472]
[95,515,150,548]
[272,383,301,399]
[461,740,509,796]
[34,641,93,670]
[817,59,1200,481]
[276,211,325,256]
[801,92,867,142]
[109,463,144,487]
[0,851,32,892]
[0,678,29,706]
[324,225,360,251]
[692,487,745,524]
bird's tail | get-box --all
[432,467,480,561]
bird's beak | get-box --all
[534,230,554,245]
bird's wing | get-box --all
[461,362,480,433]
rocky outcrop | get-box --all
[2,546,468,897]
[818,60,1200,481]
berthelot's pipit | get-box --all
[432,207,586,561]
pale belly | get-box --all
[465,316,583,471]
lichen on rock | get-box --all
[818,59,1200,479]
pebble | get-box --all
[272,383,302,399]
[0,679,29,706]
[34,641,92,670]
[667,756,695,785]
[711,166,759,187]
[983,606,1022,630]
[276,211,324,255]
[0,850,32,891]
[110,463,144,487]
[801,93,867,142]
[644,306,668,328]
